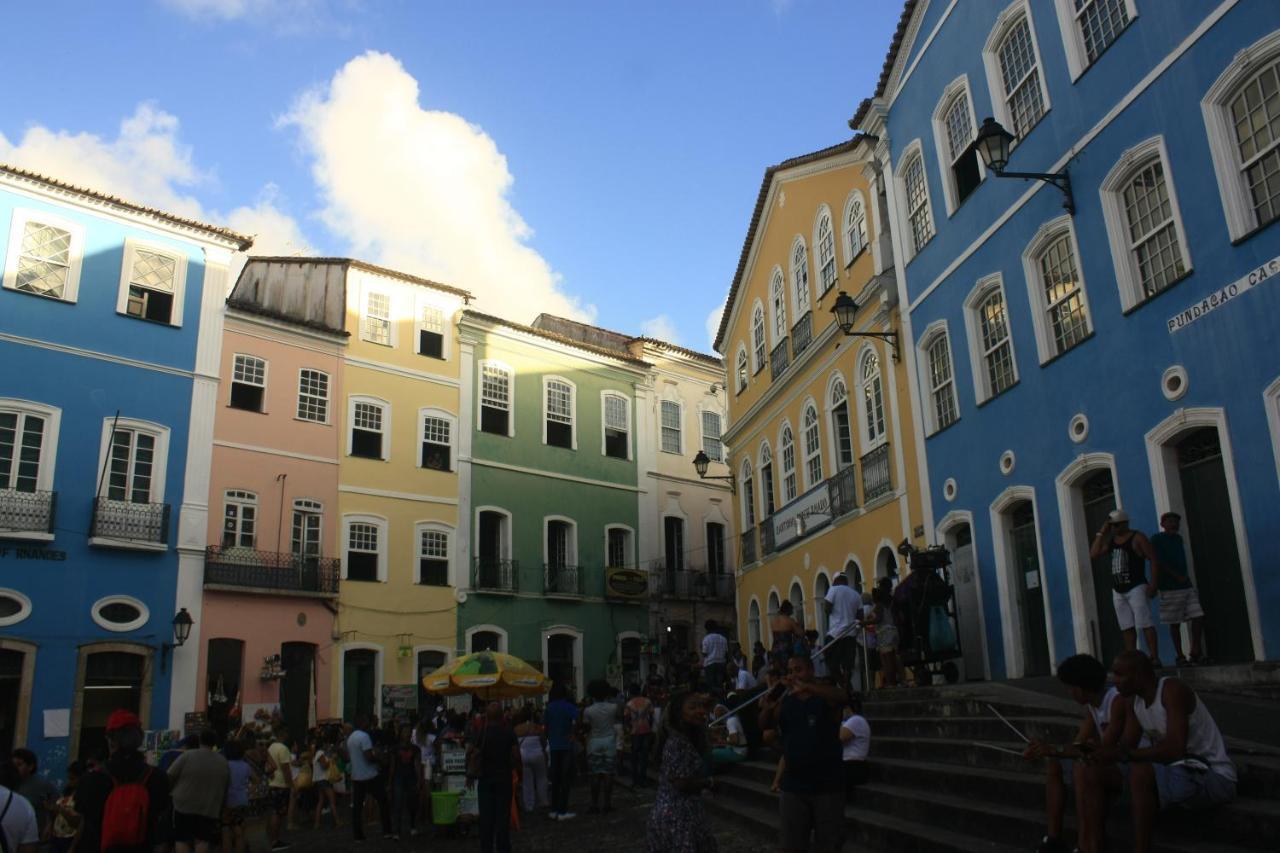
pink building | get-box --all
[195,265,347,737]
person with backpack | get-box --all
[73,709,171,853]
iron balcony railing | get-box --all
[770,338,791,379]
[828,464,859,518]
[648,566,735,603]
[739,528,757,565]
[472,557,519,593]
[543,563,584,596]
[791,311,813,359]
[861,443,893,502]
[203,546,340,595]
[90,497,170,545]
[0,489,56,535]
[759,518,777,556]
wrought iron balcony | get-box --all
[90,497,170,545]
[770,338,790,379]
[739,528,757,565]
[759,518,777,556]
[648,567,735,603]
[204,546,340,595]
[543,563,584,596]
[472,557,519,593]
[861,443,893,502]
[0,489,55,536]
[828,464,859,518]
[791,311,813,359]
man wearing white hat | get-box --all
[1090,509,1162,667]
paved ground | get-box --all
[248,781,772,852]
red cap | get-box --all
[105,709,142,732]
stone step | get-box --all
[868,713,1080,742]
[862,695,1066,720]
[871,735,1043,775]
[869,756,1046,810]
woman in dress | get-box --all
[647,691,717,853]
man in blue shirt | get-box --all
[543,684,580,821]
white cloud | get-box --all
[280,51,592,325]
[705,302,726,352]
[639,314,680,345]
[159,0,254,19]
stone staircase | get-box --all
[703,682,1280,851]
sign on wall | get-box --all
[1168,253,1280,333]
[771,481,833,550]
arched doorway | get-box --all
[814,574,830,639]
[747,599,762,650]
[939,519,986,681]
[875,546,898,583]
[788,582,805,630]
[75,647,150,762]
[1006,500,1050,677]
[280,642,316,737]
[342,648,378,722]
[1079,470,1124,663]
[544,629,582,699]
[205,638,243,738]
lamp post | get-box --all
[969,117,1075,215]
[830,290,900,360]
[161,607,194,674]
[691,450,735,494]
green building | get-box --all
[456,311,650,698]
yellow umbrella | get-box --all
[422,650,548,700]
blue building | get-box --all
[0,165,250,776]
[855,0,1280,678]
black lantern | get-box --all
[172,608,194,647]
[831,291,858,335]
[966,116,1074,215]
[691,450,734,493]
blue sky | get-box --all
[0,0,901,350]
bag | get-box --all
[293,764,313,790]
[326,756,342,784]
[101,768,153,851]
[927,605,958,654]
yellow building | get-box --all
[714,138,927,662]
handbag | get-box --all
[927,605,958,653]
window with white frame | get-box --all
[1101,139,1193,309]
[924,332,960,432]
[660,400,682,454]
[815,210,837,295]
[760,442,776,516]
[902,151,935,254]
[297,369,329,423]
[229,355,266,412]
[735,347,749,394]
[802,404,823,487]
[546,518,576,567]
[291,499,323,559]
[362,291,391,346]
[701,410,723,462]
[544,378,574,449]
[770,270,787,344]
[2,212,84,302]
[480,363,512,436]
[1070,0,1132,70]
[844,192,868,261]
[420,412,452,471]
[751,303,767,372]
[935,82,982,210]
[606,527,632,568]
[741,459,757,527]
[987,6,1049,139]
[417,304,446,359]
[1024,221,1093,361]
[106,427,159,504]
[860,351,887,446]
[779,423,797,503]
[417,524,450,586]
[975,285,1017,398]
[791,239,811,317]
[119,242,185,325]
[221,490,257,548]
[603,393,630,459]
[349,399,388,460]
[0,404,55,495]
[828,379,854,469]
[345,519,382,582]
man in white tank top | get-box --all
[1093,651,1236,853]
[1022,654,1133,853]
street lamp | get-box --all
[829,291,900,361]
[969,117,1075,215]
[161,608,194,673]
[691,450,735,494]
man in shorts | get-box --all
[266,728,293,851]
[822,574,863,693]
[168,728,230,853]
[1089,510,1161,666]
[1150,513,1207,665]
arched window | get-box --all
[985,6,1049,138]
[859,351,887,447]
[767,590,780,629]
[814,573,831,637]
[933,80,981,211]
[770,270,787,344]
[900,145,935,255]
[791,238,810,316]
[759,442,776,517]
[1021,217,1093,363]
[802,404,823,488]
[735,346,749,393]
[844,192,868,261]
[779,423,797,503]
[751,302,767,373]
[976,285,1016,397]
[740,459,756,528]
[789,582,805,630]
[748,598,762,649]
[923,328,960,433]
[829,377,854,469]
[814,209,837,295]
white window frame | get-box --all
[778,420,798,503]
[600,391,632,461]
[823,372,855,471]
[856,346,888,450]
[0,398,62,495]
[542,375,577,450]
[296,368,330,424]
[0,588,32,627]
[1053,0,1138,82]
[413,520,455,586]
[699,408,724,463]
[115,238,188,327]
[930,76,985,216]
[812,206,838,296]
[90,594,150,633]
[342,513,388,582]
[917,320,961,436]
[477,359,515,438]
[417,407,456,472]
[1099,136,1193,311]
[230,353,268,412]
[750,300,767,373]
[1202,29,1280,243]
[740,459,756,528]
[734,345,749,394]
[962,274,1020,403]
[759,440,777,517]
[2,208,86,303]
[291,498,323,559]
[414,295,450,359]
[801,401,823,489]
[769,268,788,346]
[474,504,514,564]
[94,417,170,504]
[1020,215,1094,364]
[604,523,636,569]
[466,624,509,654]
[896,139,936,262]
[789,237,811,319]
[347,395,391,461]
[983,1,1052,143]
[659,398,683,455]
[360,286,394,347]
[221,489,258,549]
[542,515,579,567]
[842,190,869,265]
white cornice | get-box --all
[226,309,348,349]
[459,319,649,378]
[343,355,460,388]
[468,457,642,493]
[0,331,207,380]
[338,484,459,505]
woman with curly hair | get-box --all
[647,691,718,853]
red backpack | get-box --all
[100,768,152,851]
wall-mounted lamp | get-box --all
[692,450,736,494]
[969,117,1075,215]
[160,608,194,674]
[830,291,900,361]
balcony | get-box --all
[739,528,757,565]
[0,489,56,538]
[759,518,777,556]
[203,547,339,596]
[89,497,170,548]
[770,338,790,379]
[649,567,735,603]
[543,563,584,597]
[828,464,859,518]
[791,312,813,359]
[861,443,893,502]
[472,557,519,593]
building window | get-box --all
[546,519,576,567]
[229,355,266,412]
[544,378,575,449]
[418,305,445,359]
[362,291,391,346]
[603,394,630,459]
[349,399,387,460]
[345,521,380,582]
[662,516,684,571]
[741,460,757,527]
[106,428,158,503]
[779,423,797,503]
[701,411,723,462]
[706,523,726,574]
[480,363,512,436]
[660,400,682,454]
[935,82,981,211]
[606,527,631,568]
[93,418,170,544]
[814,210,837,294]
[844,192,868,261]
[802,405,823,488]
[1055,0,1135,80]
[0,406,51,494]
[987,7,1049,139]
[770,270,787,344]
[291,499,323,559]
[420,413,452,471]
[221,490,257,548]
[751,303,767,373]
[924,331,960,432]
[860,351,887,447]
[1023,219,1093,362]
[119,242,185,325]
[759,443,776,516]
[296,369,329,423]
[828,379,854,469]
[977,287,1017,398]
[417,526,450,586]
[735,347,749,394]
[2,211,84,302]
[902,150,935,255]
[791,239,810,317]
